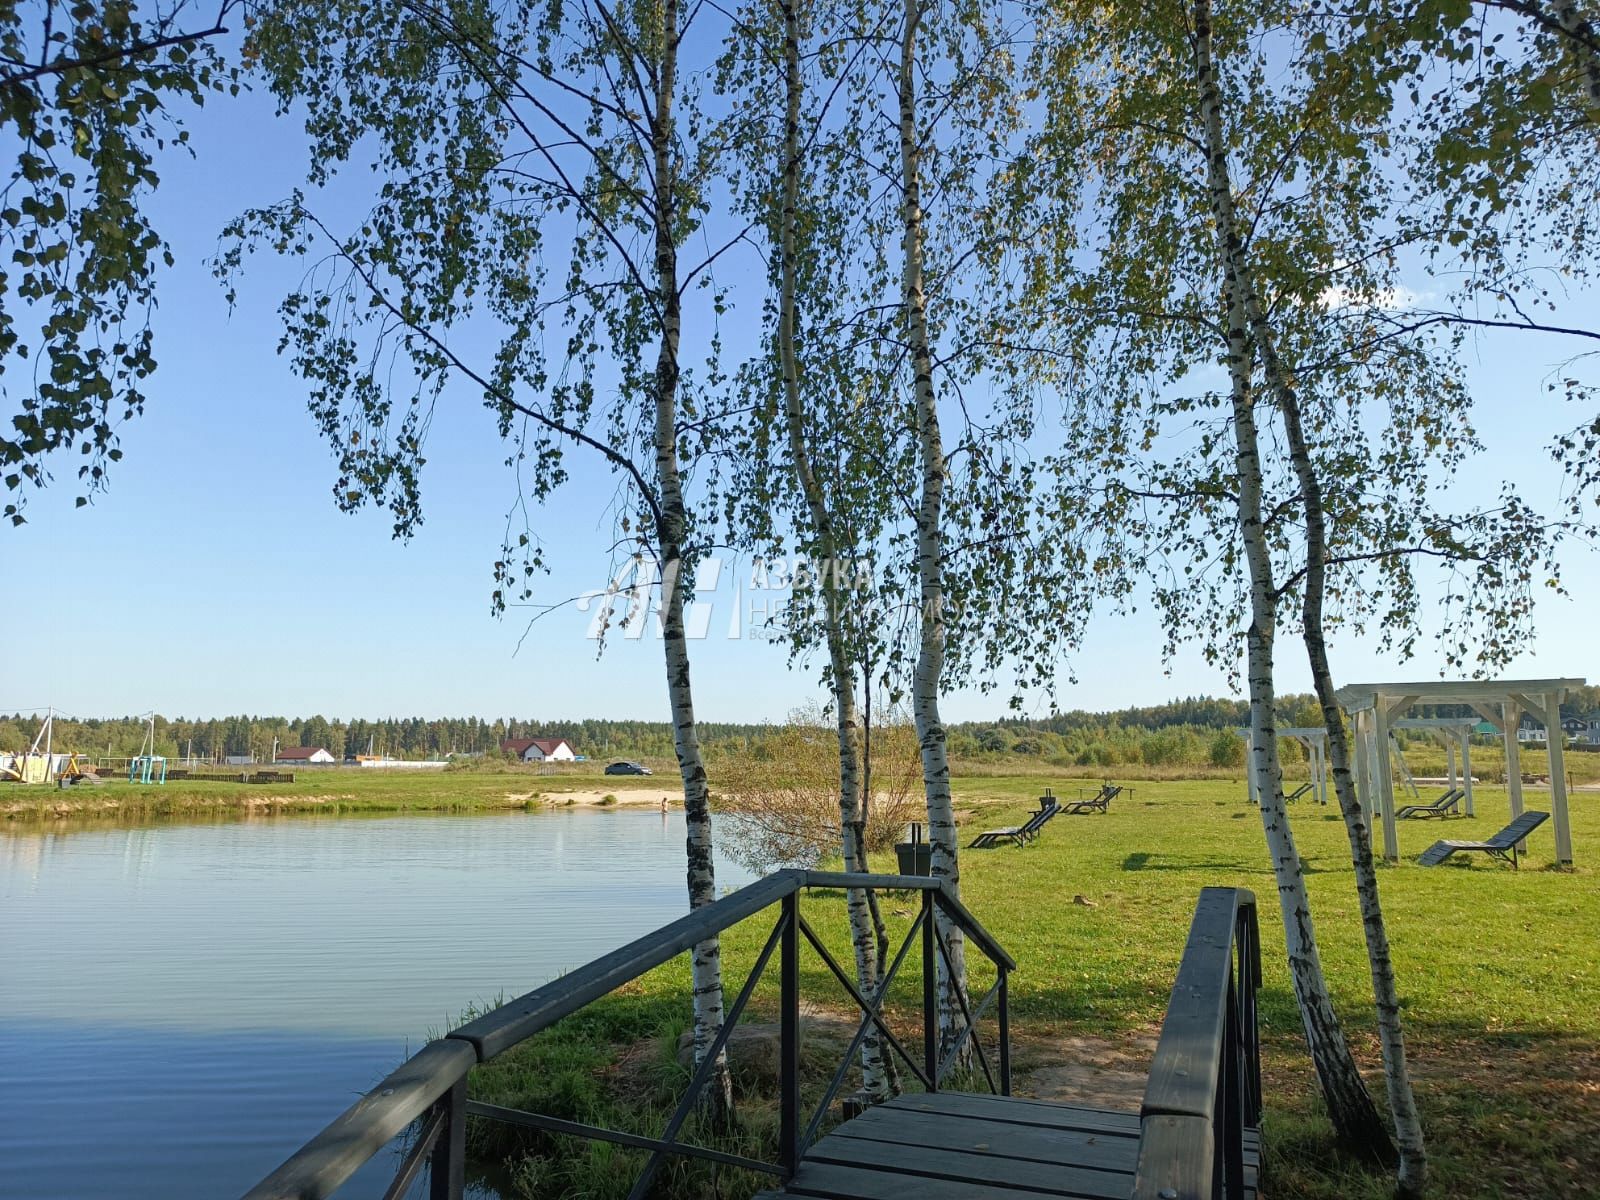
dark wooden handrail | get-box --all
[242,869,1013,1200]
[1131,886,1261,1200]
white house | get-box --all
[276,746,336,765]
[1516,715,1547,744]
[501,737,577,763]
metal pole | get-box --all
[922,889,938,1091]
[780,891,800,1177]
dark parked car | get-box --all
[604,761,652,776]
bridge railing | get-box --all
[241,868,1014,1200]
[1131,886,1262,1200]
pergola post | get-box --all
[1445,735,1457,790]
[1351,712,1371,826]
[1374,696,1399,862]
[1503,699,1525,823]
[1239,731,1256,806]
[1315,736,1328,805]
[1335,677,1582,865]
[1545,689,1574,867]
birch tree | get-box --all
[1020,0,1552,1167]
[887,0,1057,1056]
[1189,5,1426,1186]
[732,0,908,1100]
[227,0,746,1119]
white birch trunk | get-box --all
[776,0,891,1101]
[897,0,969,1058]
[1193,0,1393,1158]
[651,0,731,1122]
[1235,243,1429,1198]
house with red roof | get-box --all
[276,746,336,765]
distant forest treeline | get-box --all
[6,688,1597,767]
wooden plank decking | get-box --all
[756,1092,1260,1200]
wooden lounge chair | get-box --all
[1397,788,1464,820]
[1063,783,1121,814]
[968,793,1060,849]
[1285,781,1314,802]
[1418,810,1548,869]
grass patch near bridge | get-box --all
[467,776,1597,1199]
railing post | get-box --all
[1220,970,1244,1200]
[922,888,938,1091]
[428,1076,466,1200]
[1240,907,1262,1128]
[780,890,801,1178]
[997,967,1012,1096]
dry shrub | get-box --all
[712,706,922,873]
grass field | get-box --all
[6,767,1594,1197]
[453,775,1600,1200]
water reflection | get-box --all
[0,809,756,1199]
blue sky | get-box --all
[4,80,1597,726]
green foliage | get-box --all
[1,0,238,523]
[1011,0,1552,675]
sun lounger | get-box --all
[1418,810,1548,869]
[1063,783,1121,815]
[969,793,1060,848]
[1397,788,1464,820]
[1285,782,1314,803]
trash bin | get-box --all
[895,822,932,876]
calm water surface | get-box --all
[0,808,758,1199]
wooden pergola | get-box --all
[1389,718,1481,816]
[1237,726,1328,806]
[1333,678,1584,866]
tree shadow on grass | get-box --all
[1259,1017,1600,1200]
[1120,851,1276,875]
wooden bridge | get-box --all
[243,873,1261,1200]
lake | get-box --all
[0,808,759,1200]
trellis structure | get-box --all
[1236,727,1328,806]
[1390,718,1481,816]
[1333,678,1584,866]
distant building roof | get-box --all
[277,746,331,761]
[501,737,573,756]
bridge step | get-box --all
[756,1091,1259,1199]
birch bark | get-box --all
[651,0,731,1122]
[897,0,968,1052]
[1255,315,1429,1193]
[776,0,891,1100]
[1193,0,1394,1159]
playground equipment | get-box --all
[127,713,167,785]
[1237,726,1328,805]
[128,755,167,784]
[55,753,102,787]
[1,708,60,784]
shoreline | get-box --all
[1,778,680,823]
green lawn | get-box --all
[469,776,1598,1200]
